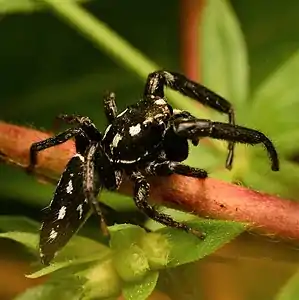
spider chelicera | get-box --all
[27,70,279,264]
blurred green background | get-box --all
[1,0,299,299]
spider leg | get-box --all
[103,91,118,123]
[130,171,205,239]
[83,142,109,236]
[55,114,102,142]
[144,70,235,169]
[146,161,208,179]
[174,119,279,171]
[28,127,85,172]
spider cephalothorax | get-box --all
[27,71,279,264]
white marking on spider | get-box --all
[74,153,85,162]
[70,173,74,177]
[103,124,112,139]
[154,99,166,105]
[57,206,66,220]
[76,204,83,219]
[117,155,147,164]
[49,229,58,240]
[66,180,73,194]
[163,71,175,83]
[150,78,158,91]
[117,108,128,118]
[118,159,139,164]
[154,113,165,119]
[111,133,123,148]
[129,123,141,136]
[143,117,153,126]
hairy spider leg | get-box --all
[144,70,236,169]
[130,171,206,239]
[145,161,208,178]
[54,114,103,155]
[55,114,102,142]
[174,119,279,171]
[103,91,118,123]
[28,127,86,172]
[83,143,109,236]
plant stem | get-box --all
[42,0,157,79]
[0,121,298,242]
[180,0,205,81]
[40,0,197,113]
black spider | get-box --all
[27,71,279,265]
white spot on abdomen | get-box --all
[49,229,58,240]
[77,204,83,219]
[66,180,73,194]
[57,206,66,220]
[154,99,166,105]
[129,123,141,136]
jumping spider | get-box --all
[28,71,279,264]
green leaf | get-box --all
[28,236,111,278]
[231,1,299,90]
[0,231,38,250]
[110,219,245,270]
[275,269,299,300]
[0,216,39,232]
[15,278,84,300]
[0,228,112,278]
[122,271,159,300]
[250,49,299,153]
[159,219,246,267]
[243,158,299,198]
[201,0,248,106]
[0,0,90,14]
[27,252,109,279]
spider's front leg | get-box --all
[27,127,85,172]
[103,91,118,123]
[144,70,235,169]
[174,119,280,171]
[55,114,102,142]
[130,171,206,239]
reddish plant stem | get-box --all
[180,0,205,81]
[180,0,217,151]
[0,122,298,242]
